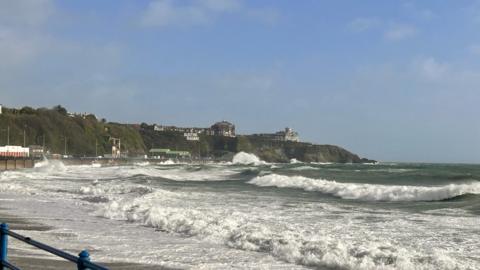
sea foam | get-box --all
[96,189,465,270]
[232,152,267,166]
[248,174,480,202]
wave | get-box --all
[79,183,153,196]
[96,190,464,269]
[248,174,480,202]
[290,165,317,171]
[309,162,332,165]
[0,183,35,194]
[289,158,301,164]
[232,152,267,166]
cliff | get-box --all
[0,106,374,163]
[236,135,372,163]
[140,126,373,163]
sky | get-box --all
[1,0,480,163]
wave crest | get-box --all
[248,174,480,202]
[232,152,267,166]
[96,191,463,269]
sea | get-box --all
[0,152,479,269]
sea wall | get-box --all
[0,158,35,171]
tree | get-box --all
[20,106,36,114]
[53,105,67,115]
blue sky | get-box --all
[1,0,480,163]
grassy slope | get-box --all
[0,107,145,157]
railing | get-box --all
[0,223,109,270]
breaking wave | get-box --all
[96,190,464,269]
[232,152,267,166]
[248,174,480,202]
[289,158,301,164]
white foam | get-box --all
[0,183,34,194]
[290,165,316,171]
[95,189,470,270]
[309,162,332,165]
[248,174,480,202]
[158,159,176,165]
[134,161,150,166]
[290,158,301,164]
[232,152,267,166]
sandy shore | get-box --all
[0,211,177,270]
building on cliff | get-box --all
[153,120,236,138]
[253,127,300,142]
[208,121,236,137]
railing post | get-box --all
[77,249,90,270]
[0,223,8,270]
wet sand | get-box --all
[0,211,177,270]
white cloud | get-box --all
[348,17,380,32]
[140,0,278,28]
[413,57,449,80]
[384,24,417,41]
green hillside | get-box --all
[0,106,145,157]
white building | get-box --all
[253,127,300,142]
[283,128,300,142]
[0,145,30,158]
[184,132,200,141]
[0,104,2,114]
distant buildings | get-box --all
[67,111,96,119]
[253,127,300,142]
[154,120,236,139]
[29,145,44,158]
[153,121,300,142]
[0,145,30,158]
[154,125,207,134]
[0,104,2,114]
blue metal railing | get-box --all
[0,223,109,270]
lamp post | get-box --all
[23,125,26,147]
[64,136,67,156]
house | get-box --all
[209,121,236,137]
[253,127,300,142]
[29,145,44,158]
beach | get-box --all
[0,211,169,270]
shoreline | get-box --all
[0,211,177,270]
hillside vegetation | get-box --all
[0,106,145,157]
